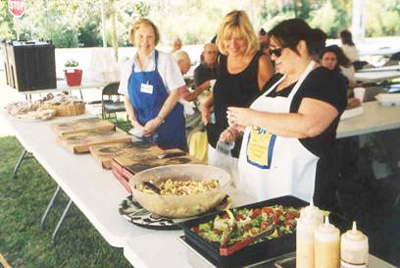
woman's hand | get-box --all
[143,117,162,137]
[227,107,254,127]
[219,127,240,142]
[200,105,211,125]
[346,97,361,109]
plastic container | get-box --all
[314,216,340,268]
[129,164,231,218]
[64,69,83,86]
[341,221,369,268]
[296,201,324,268]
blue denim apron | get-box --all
[128,50,187,151]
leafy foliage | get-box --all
[0,0,399,47]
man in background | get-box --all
[194,43,218,88]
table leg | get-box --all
[40,186,61,230]
[12,149,32,178]
[79,89,83,100]
[51,199,73,243]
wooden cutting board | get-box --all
[51,117,115,136]
[57,129,131,154]
[89,140,164,169]
[112,149,203,177]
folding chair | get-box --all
[101,82,126,123]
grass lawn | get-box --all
[0,136,132,268]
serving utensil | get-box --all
[220,225,276,256]
[142,181,161,194]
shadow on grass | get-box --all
[0,136,132,268]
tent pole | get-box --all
[100,0,107,47]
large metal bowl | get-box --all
[129,164,231,218]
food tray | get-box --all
[178,236,296,268]
[180,196,347,268]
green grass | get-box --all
[0,136,132,268]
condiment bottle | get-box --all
[341,221,369,268]
[314,216,340,268]
[296,200,324,268]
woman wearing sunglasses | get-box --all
[201,10,273,165]
[224,19,347,202]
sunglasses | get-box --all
[268,47,285,57]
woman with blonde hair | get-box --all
[201,10,273,163]
[119,18,187,151]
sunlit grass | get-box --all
[0,136,131,268]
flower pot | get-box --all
[64,69,83,86]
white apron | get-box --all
[238,61,319,202]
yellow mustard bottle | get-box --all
[296,200,324,268]
[315,216,340,268]
[341,221,369,268]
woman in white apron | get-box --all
[224,19,347,202]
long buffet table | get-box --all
[355,65,400,84]
[337,101,400,138]
[1,111,154,247]
[1,100,399,267]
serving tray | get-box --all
[180,196,347,268]
[119,195,231,230]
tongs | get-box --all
[142,181,161,194]
[219,225,276,256]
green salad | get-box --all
[190,205,300,246]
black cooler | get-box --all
[5,40,56,91]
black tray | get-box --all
[180,195,346,268]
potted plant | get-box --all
[64,59,83,86]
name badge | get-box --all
[140,83,153,94]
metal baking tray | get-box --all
[178,236,296,268]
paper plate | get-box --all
[340,106,364,120]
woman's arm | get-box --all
[200,92,214,124]
[179,80,210,102]
[228,98,339,138]
[124,95,143,128]
[257,54,274,90]
[142,89,180,136]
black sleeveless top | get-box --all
[207,51,263,157]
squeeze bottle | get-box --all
[341,221,369,268]
[314,216,340,268]
[296,200,324,268]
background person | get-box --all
[172,50,210,161]
[258,28,270,55]
[201,10,274,164]
[171,37,182,53]
[194,43,218,88]
[224,18,347,202]
[340,29,368,70]
[119,19,187,151]
[320,45,358,89]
